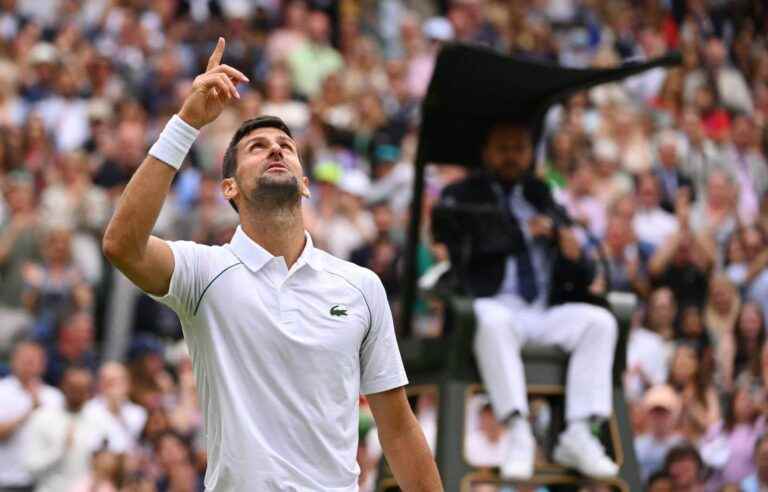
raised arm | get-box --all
[102,38,248,296]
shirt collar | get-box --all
[228,225,324,273]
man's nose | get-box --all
[268,142,283,157]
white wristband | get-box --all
[148,114,200,170]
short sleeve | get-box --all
[359,272,408,395]
[148,240,211,319]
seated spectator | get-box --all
[740,433,768,492]
[367,144,413,217]
[286,10,343,98]
[662,444,707,492]
[626,288,677,400]
[602,198,654,295]
[0,341,63,491]
[653,130,694,214]
[704,274,741,347]
[0,172,42,349]
[322,169,376,260]
[22,225,93,342]
[635,384,685,483]
[591,140,632,207]
[719,114,767,224]
[39,150,109,284]
[464,396,509,468]
[68,446,123,492]
[721,303,766,391]
[260,67,310,135]
[689,170,738,251]
[23,367,109,492]
[668,343,721,443]
[648,201,713,307]
[559,158,606,237]
[647,470,674,492]
[44,311,98,387]
[153,431,203,492]
[677,304,712,354]
[350,201,402,300]
[701,386,765,490]
[83,362,148,454]
[127,337,171,411]
[542,129,575,190]
[633,172,678,249]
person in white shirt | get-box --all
[23,367,108,492]
[0,341,63,492]
[82,362,147,453]
[633,172,679,249]
[101,38,441,491]
[464,397,509,468]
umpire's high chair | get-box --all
[386,44,680,491]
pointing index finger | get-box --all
[207,37,225,71]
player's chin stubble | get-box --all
[247,175,301,210]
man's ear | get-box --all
[300,176,311,198]
[222,177,239,202]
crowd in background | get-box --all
[0,0,766,491]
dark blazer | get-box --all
[433,172,600,305]
[653,167,695,214]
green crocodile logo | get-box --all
[330,305,348,317]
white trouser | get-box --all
[473,295,617,423]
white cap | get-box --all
[423,17,454,42]
[29,42,58,65]
[338,169,371,198]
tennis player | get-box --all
[103,38,442,491]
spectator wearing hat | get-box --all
[634,384,685,482]
[740,433,768,492]
[0,341,63,492]
[368,144,413,217]
[322,169,376,260]
[406,17,454,98]
[663,444,707,492]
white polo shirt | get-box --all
[0,377,63,487]
[150,226,407,491]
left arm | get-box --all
[367,387,442,492]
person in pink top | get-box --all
[702,386,766,491]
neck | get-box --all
[240,203,306,268]
[17,375,37,388]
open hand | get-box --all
[178,37,249,129]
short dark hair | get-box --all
[663,443,703,473]
[221,116,293,212]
